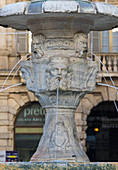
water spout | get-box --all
[1,54,31,91]
[88,53,118,112]
[97,83,118,90]
[55,79,59,159]
[0,83,22,93]
[88,52,118,96]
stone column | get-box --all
[21,32,98,162]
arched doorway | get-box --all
[14,102,45,161]
[86,101,118,162]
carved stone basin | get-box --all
[0,1,118,33]
[0,0,118,163]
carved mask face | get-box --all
[32,35,45,58]
[32,42,43,58]
[80,38,88,54]
[50,63,67,79]
[74,34,88,57]
[46,57,69,90]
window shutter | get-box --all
[16,33,28,53]
[102,31,109,53]
[93,31,100,53]
[88,31,100,53]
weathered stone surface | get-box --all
[75,112,82,120]
[9,94,25,107]
[21,93,30,103]
[0,2,30,16]
[0,133,12,139]
[76,126,82,132]
[0,139,7,146]
[8,99,20,111]
[31,108,89,162]
[8,106,16,115]
[0,126,8,133]
[43,1,78,13]
[94,2,118,17]
[0,113,8,120]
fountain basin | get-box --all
[0,1,118,33]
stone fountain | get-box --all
[0,0,118,164]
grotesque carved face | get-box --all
[50,63,67,79]
[21,67,34,91]
[74,33,88,58]
[32,34,45,58]
[47,57,68,79]
[46,57,69,90]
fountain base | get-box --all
[0,162,116,170]
[30,107,89,162]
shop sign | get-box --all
[15,103,45,126]
[6,151,18,162]
[102,119,118,128]
[102,123,118,128]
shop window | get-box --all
[14,102,46,161]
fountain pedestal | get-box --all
[21,32,98,162]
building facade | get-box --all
[0,0,118,162]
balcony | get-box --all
[89,53,118,80]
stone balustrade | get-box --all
[89,53,118,74]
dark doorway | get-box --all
[86,101,118,162]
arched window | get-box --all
[86,101,118,162]
[14,102,45,161]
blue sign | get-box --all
[6,151,18,162]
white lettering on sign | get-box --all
[24,108,45,117]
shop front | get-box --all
[86,101,118,162]
[14,102,45,161]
